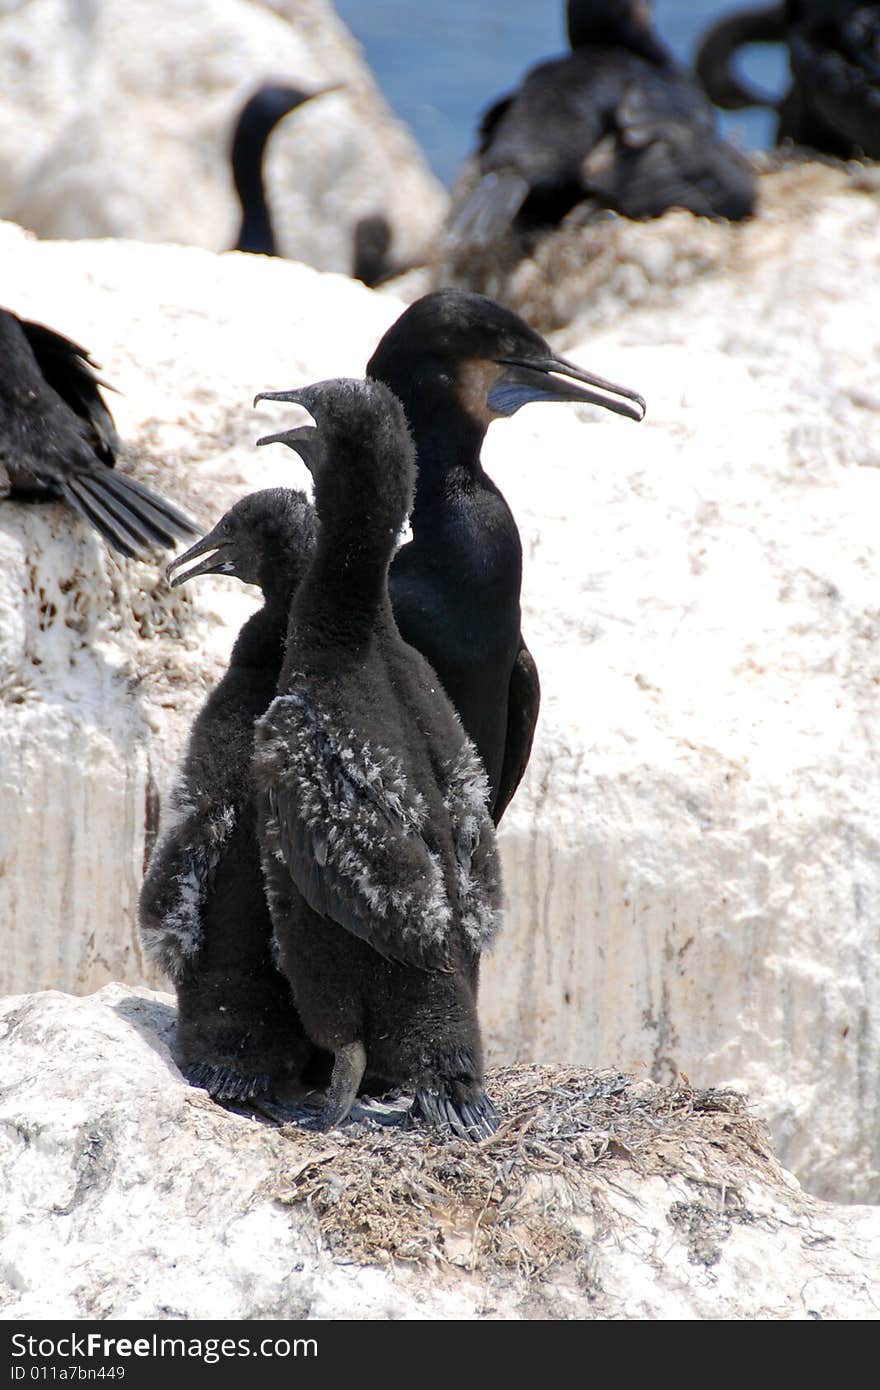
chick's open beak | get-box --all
[165,528,234,587]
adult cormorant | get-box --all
[253,378,502,1139]
[231,83,398,285]
[139,489,327,1103]
[232,83,335,257]
[369,288,645,824]
[449,0,757,251]
[0,308,197,559]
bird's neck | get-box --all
[232,127,275,255]
[567,6,672,67]
[295,518,398,650]
[407,409,490,514]
[229,596,288,670]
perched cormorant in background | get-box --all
[139,489,327,1103]
[253,378,502,1140]
[449,0,757,250]
[696,2,880,160]
[0,308,198,558]
[232,83,336,256]
[365,288,645,824]
[231,85,400,286]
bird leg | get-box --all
[315,1040,367,1131]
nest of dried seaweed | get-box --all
[274,1065,777,1277]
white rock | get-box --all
[0,166,879,1209]
[1,985,877,1320]
[488,165,880,1206]
[0,0,447,274]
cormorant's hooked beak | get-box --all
[254,390,320,472]
[165,527,236,587]
[488,353,646,422]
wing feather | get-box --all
[441,742,503,955]
[493,637,541,825]
[255,687,454,970]
[138,780,234,980]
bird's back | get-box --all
[0,310,101,493]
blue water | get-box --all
[335,0,789,186]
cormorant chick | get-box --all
[696,2,880,160]
[252,378,503,1140]
[232,83,336,256]
[139,489,326,1104]
[0,308,198,559]
[449,0,757,251]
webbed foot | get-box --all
[412,1084,499,1142]
[185,1060,272,1104]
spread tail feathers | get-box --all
[62,468,199,559]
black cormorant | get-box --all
[696,2,880,160]
[232,83,335,257]
[139,488,327,1104]
[449,0,757,251]
[369,288,645,824]
[253,378,502,1140]
[0,308,198,558]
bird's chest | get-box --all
[391,514,521,673]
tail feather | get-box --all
[64,467,199,559]
[95,467,199,538]
[63,477,142,559]
[447,169,530,248]
[78,473,166,549]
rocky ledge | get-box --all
[0,986,877,1320]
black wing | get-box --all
[477,90,516,154]
[255,687,454,971]
[138,785,235,981]
[582,70,756,220]
[442,742,503,953]
[493,635,540,826]
[20,317,119,465]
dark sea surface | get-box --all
[334,0,789,186]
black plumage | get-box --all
[232,83,335,256]
[366,288,645,824]
[352,214,395,288]
[252,378,503,1139]
[696,2,880,160]
[174,291,643,1108]
[695,4,789,118]
[231,86,401,286]
[0,308,198,559]
[138,489,327,1103]
[449,0,757,251]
